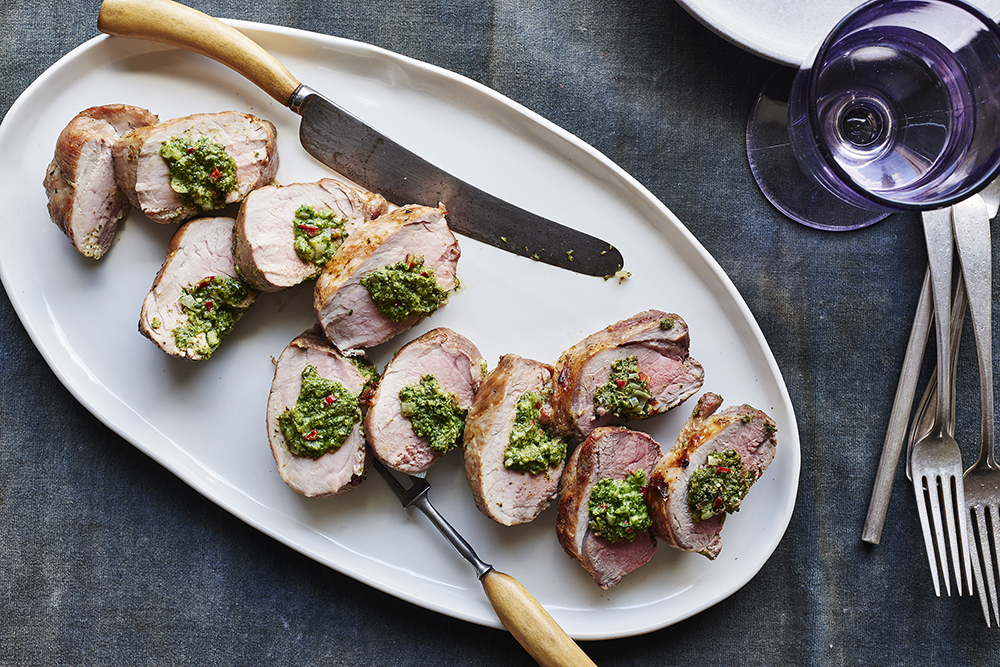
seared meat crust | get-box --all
[647,392,777,559]
[556,426,662,589]
[366,327,485,473]
[552,310,705,440]
[43,104,158,258]
[267,328,371,497]
[463,354,562,526]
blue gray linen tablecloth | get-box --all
[2,0,998,664]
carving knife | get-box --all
[97,0,625,277]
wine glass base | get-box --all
[746,68,889,231]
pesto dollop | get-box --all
[503,391,566,475]
[687,449,754,521]
[399,374,467,455]
[292,205,347,269]
[593,355,654,420]
[278,365,361,458]
[172,275,253,358]
[360,254,449,321]
[159,135,238,211]
[588,470,652,543]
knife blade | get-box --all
[97,0,625,277]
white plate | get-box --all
[678,0,1000,66]
[0,22,799,639]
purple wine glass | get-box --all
[747,0,1000,231]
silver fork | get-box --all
[911,208,973,596]
[952,194,1000,626]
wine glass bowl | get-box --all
[748,0,1000,230]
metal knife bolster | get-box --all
[288,85,625,277]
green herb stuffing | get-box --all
[360,254,448,321]
[687,449,755,521]
[503,391,566,474]
[593,355,654,420]
[159,135,238,211]
[292,205,347,269]
[588,470,652,543]
[399,375,467,455]
[278,365,360,458]
[660,317,674,329]
[172,275,253,358]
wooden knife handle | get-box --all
[481,570,597,667]
[97,0,300,105]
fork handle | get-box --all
[952,196,996,467]
[482,570,597,667]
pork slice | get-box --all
[552,310,705,440]
[647,392,777,559]
[138,216,257,360]
[365,327,484,473]
[555,426,662,589]
[43,104,158,258]
[313,204,460,355]
[233,178,388,292]
[113,111,278,224]
[267,328,371,497]
[463,354,564,526]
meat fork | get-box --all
[370,459,597,667]
[910,208,973,596]
[952,194,1000,626]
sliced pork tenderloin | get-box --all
[313,204,460,355]
[552,310,705,440]
[365,328,485,474]
[138,216,257,360]
[556,426,662,589]
[113,110,278,224]
[267,328,377,497]
[463,354,566,526]
[43,104,158,258]
[647,392,777,560]
[233,178,388,292]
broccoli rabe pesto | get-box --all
[503,391,565,474]
[292,205,347,269]
[278,365,361,459]
[399,374,467,455]
[588,470,652,543]
[159,135,237,211]
[172,275,253,358]
[593,355,654,420]
[687,449,755,521]
[360,254,449,321]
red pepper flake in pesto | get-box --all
[323,395,336,406]
[186,147,194,154]
[197,276,216,289]
[297,223,320,235]
[204,300,214,312]
[713,496,723,509]
[304,429,318,441]
[209,167,222,182]
[716,467,731,474]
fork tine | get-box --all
[916,476,943,596]
[986,504,1000,625]
[953,481,974,596]
[969,506,994,626]
[940,476,969,595]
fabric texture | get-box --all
[2,0,997,665]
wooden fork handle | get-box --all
[482,570,597,667]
